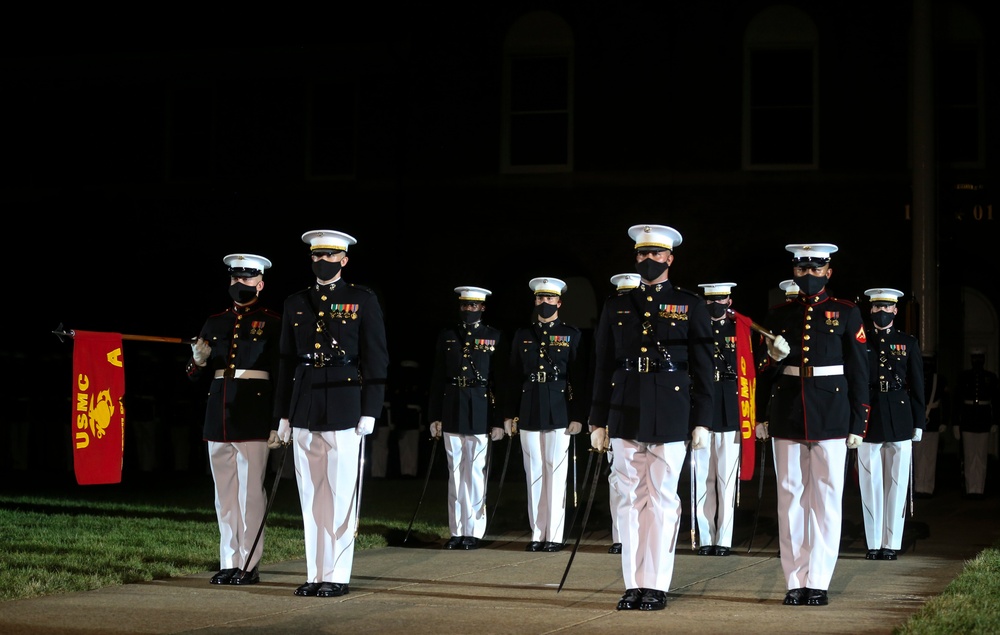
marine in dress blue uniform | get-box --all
[588,225,715,612]
[271,230,389,598]
[187,253,280,586]
[502,277,586,552]
[954,348,999,497]
[859,288,925,560]
[755,243,870,607]
[428,286,504,550]
[691,282,742,557]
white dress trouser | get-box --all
[613,438,686,592]
[207,440,269,571]
[772,437,847,591]
[293,428,361,584]
[607,449,621,543]
[961,431,989,494]
[912,430,940,495]
[692,430,740,548]
[520,429,571,543]
[858,440,911,550]
[444,432,489,538]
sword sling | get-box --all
[403,435,441,544]
[238,441,290,580]
[557,444,607,593]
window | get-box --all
[167,82,215,181]
[933,4,984,168]
[306,80,358,179]
[743,6,818,170]
[502,11,574,173]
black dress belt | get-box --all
[715,371,737,382]
[527,371,562,383]
[450,377,485,387]
[299,353,358,368]
[618,358,688,373]
[871,381,903,393]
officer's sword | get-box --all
[237,441,290,580]
[557,443,607,593]
[353,435,366,537]
[564,444,594,539]
[486,420,517,536]
[746,438,768,553]
[908,452,915,518]
[572,435,578,509]
[403,435,440,544]
[690,448,697,551]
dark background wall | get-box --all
[2,1,996,478]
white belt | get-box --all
[782,364,844,377]
[214,369,270,380]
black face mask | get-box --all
[872,312,894,328]
[534,303,558,320]
[460,310,482,324]
[707,303,729,319]
[793,274,827,297]
[636,258,669,281]
[312,260,342,281]
[228,282,258,304]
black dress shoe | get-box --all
[525,541,544,552]
[460,536,480,550]
[805,588,829,606]
[879,548,897,560]
[542,542,564,552]
[783,587,807,606]
[714,546,731,556]
[229,567,258,585]
[608,543,622,554]
[210,568,238,585]
[865,549,880,560]
[617,588,644,610]
[444,536,463,550]
[294,582,322,597]
[316,582,350,597]
[697,545,714,555]
[639,589,667,611]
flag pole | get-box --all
[53,324,195,345]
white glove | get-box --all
[590,426,608,451]
[846,433,863,449]
[937,424,947,434]
[191,338,211,367]
[690,426,710,450]
[503,418,514,436]
[912,428,923,442]
[567,421,582,435]
[953,426,962,441]
[268,418,291,449]
[766,334,790,362]
[490,427,504,441]
[356,416,375,436]
[430,421,442,438]
[755,422,769,440]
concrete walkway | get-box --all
[1,475,997,635]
